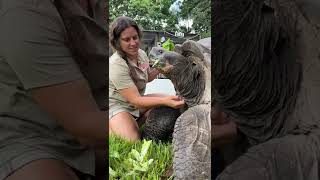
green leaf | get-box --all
[133,164,148,172]
[148,159,154,165]
[141,161,149,169]
[127,157,137,166]
[152,59,161,68]
[109,167,117,176]
[140,140,152,160]
[125,170,136,177]
[132,161,142,170]
[124,158,133,168]
[130,149,142,161]
[110,151,120,159]
[162,38,175,51]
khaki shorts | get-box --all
[0,117,95,180]
[108,104,140,120]
[1,151,93,180]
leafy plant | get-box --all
[109,167,117,177]
[126,140,154,173]
[162,38,175,51]
[109,135,173,179]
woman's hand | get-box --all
[163,95,185,109]
[119,86,184,110]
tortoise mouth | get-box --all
[149,57,169,70]
[148,59,171,78]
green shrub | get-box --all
[109,135,174,179]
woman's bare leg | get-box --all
[109,94,171,141]
[109,112,140,141]
[5,159,79,180]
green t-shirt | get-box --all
[109,49,150,119]
[0,0,106,178]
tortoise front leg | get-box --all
[173,105,211,179]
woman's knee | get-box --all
[109,112,140,141]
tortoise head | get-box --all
[154,40,211,106]
[148,47,167,68]
[156,40,210,78]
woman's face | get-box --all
[119,26,140,58]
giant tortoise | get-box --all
[213,0,320,179]
[143,39,212,179]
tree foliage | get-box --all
[109,0,211,37]
[109,0,179,32]
[178,0,211,37]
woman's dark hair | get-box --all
[109,16,143,87]
[109,16,143,57]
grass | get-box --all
[109,135,174,179]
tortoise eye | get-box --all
[159,50,163,54]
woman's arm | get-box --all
[1,6,107,149]
[31,79,106,149]
[118,85,184,109]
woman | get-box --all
[109,16,185,141]
[0,0,107,179]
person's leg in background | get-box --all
[5,159,79,180]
